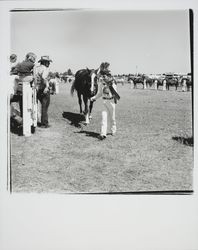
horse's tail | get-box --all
[70,79,76,96]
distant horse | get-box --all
[135,76,145,89]
[128,75,144,89]
[165,77,179,91]
[142,75,154,89]
[71,68,98,124]
[156,78,167,90]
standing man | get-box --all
[91,62,120,140]
[34,56,52,128]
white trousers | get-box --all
[101,100,116,136]
[55,82,59,94]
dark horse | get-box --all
[71,68,98,124]
[128,75,144,89]
[165,77,179,90]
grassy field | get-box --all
[10,82,193,193]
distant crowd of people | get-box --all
[10,52,60,135]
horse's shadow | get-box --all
[62,111,100,139]
[62,111,85,128]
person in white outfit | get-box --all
[91,64,120,140]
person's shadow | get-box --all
[62,111,85,127]
[75,130,99,138]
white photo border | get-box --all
[0,1,198,250]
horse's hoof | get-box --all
[89,116,92,120]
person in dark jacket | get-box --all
[16,52,36,76]
[14,52,37,116]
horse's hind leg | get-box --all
[77,92,83,114]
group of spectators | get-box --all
[9,52,57,135]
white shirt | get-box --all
[93,76,117,100]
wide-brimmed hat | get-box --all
[38,55,52,63]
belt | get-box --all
[103,97,114,100]
[18,73,32,76]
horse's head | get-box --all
[86,68,98,97]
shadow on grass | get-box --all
[75,130,100,138]
[172,136,193,147]
[62,111,85,128]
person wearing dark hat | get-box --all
[91,62,120,140]
[34,55,52,128]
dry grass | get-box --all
[10,82,193,193]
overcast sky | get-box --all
[10,9,191,75]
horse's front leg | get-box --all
[77,92,83,114]
[89,100,94,120]
[83,95,89,124]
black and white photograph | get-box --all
[0,1,198,250]
[9,8,193,193]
